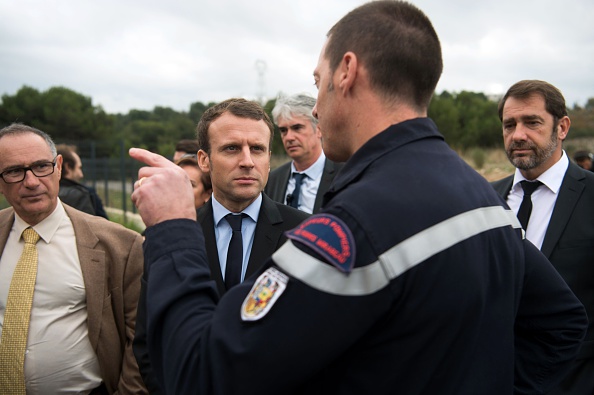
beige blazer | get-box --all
[0,204,147,394]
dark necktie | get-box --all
[224,213,245,290]
[517,180,543,230]
[289,173,306,208]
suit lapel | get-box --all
[541,163,585,258]
[491,175,513,200]
[277,164,291,203]
[0,209,15,254]
[246,195,283,278]
[314,159,335,213]
[64,205,105,351]
[197,200,226,295]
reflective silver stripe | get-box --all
[273,206,521,296]
[273,242,390,296]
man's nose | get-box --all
[238,147,255,167]
[22,169,41,187]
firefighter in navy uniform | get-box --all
[130,2,587,394]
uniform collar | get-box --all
[329,118,442,195]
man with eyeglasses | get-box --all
[0,123,147,394]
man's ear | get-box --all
[197,149,210,172]
[56,154,64,178]
[315,125,322,139]
[337,51,358,95]
[557,116,571,141]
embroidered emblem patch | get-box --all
[285,213,356,273]
[241,267,288,321]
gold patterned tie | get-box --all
[0,227,41,394]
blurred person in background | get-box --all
[57,144,108,219]
[173,139,199,162]
[573,150,593,171]
[175,154,212,209]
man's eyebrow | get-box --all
[503,114,544,123]
[1,158,53,171]
[520,114,544,122]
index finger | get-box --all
[129,147,177,169]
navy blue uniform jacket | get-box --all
[143,118,587,395]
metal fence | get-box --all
[75,140,144,216]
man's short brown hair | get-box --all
[196,98,274,154]
[324,0,442,110]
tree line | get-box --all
[1,85,593,158]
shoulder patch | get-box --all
[241,267,288,321]
[285,213,356,273]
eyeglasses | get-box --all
[0,157,58,184]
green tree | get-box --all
[568,98,594,138]
[429,91,460,145]
[0,86,115,152]
[0,85,43,126]
[429,90,500,148]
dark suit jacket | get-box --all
[492,162,594,394]
[264,158,343,213]
[134,193,309,394]
[197,193,310,295]
[0,204,147,395]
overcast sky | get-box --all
[1,0,593,114]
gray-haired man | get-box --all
[265,93,342,213]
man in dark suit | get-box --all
[134,98,308,393]
[0,123,146,394]
[265,93,342,213]
[491,80,594,395]
[197,193,308,295]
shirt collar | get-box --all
[212,193,262,226]
[290,152,326,180]
[13,199,66,244]
[512,150,569,194]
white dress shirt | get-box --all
[285,152,326,214]
[0,200,102,394]
[507,151,569,249]
[212,193,261,282]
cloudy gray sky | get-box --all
[1,0,593,114]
